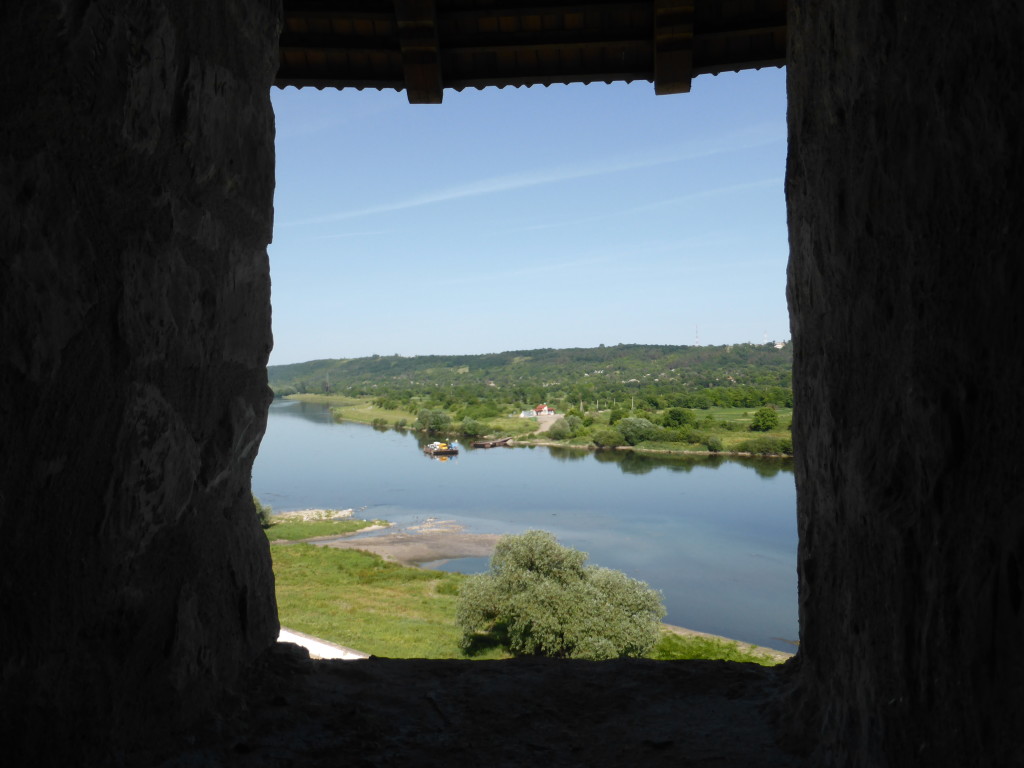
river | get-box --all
[252,399,798,652]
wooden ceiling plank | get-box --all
[654,0,694,95]
[448,37,647,56]
[395,0,444,103]
[276,0,786,97]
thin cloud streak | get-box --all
[493,177,781,237]
[280,125,785,227]
[427,255,614,288]
[622,178,783,216]
[310,229,393,240]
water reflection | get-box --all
[547,446,590,462]
[731,456,793,478]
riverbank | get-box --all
[268,519,792,664]
[505,437,793,459]
[269,514,502,565]
[264,509,390,542]
[281,394,792,458]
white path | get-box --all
[278,627,369,660]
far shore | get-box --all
[278,395,792,459]
[502,437,792,459]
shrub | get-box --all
[591,427,625,448]
[416,408,452,433]
[657,427,696,444]
[616,417,660,446]
[749,406,779,431]
[662,407,698,428]
[735,437,793,456]
[457,531,665,659]
[460,417,488,437]
[546,418,573,441]
[704,435,724,453]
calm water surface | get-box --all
[252,399,798,651]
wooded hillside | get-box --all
[268,343,793,411]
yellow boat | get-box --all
[423,441,459,456]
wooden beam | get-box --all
[394,0,443,104]
[653,0,693,95]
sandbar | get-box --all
[322,518,501,567]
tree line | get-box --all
[269,342,793,416]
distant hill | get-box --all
[268,343,792,409]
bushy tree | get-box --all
[616,417,660,445]
[457,531,665,659]
[662,407,698,428]
[416,408,452,433]
[749,406,779,432]
[659,427,695,444]
[546,417,573,440]
[591,427,624,447]
[460,417,487,437]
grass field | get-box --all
[649,632,784,664]
[270,540,784,664]
[264,517,387,541]
[272,543,507,659]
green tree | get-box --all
[546,417,573,440]
[591,427,624,447]
[749,406,779,432]
[457,531,665,659]
[616,417,659,445]
[460,417,487,437]
[416,408,452,433]
[662,407,698,428]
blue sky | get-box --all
[269,67,788,365]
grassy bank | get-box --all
[271,542,506,659]
[266,518,385,540]
[270,539,784,664]
[264,515,387,541]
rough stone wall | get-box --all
[0,1,281,761]
[786,2,1024,765]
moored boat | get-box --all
[423,440,459,456]
[471,437,513,448]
